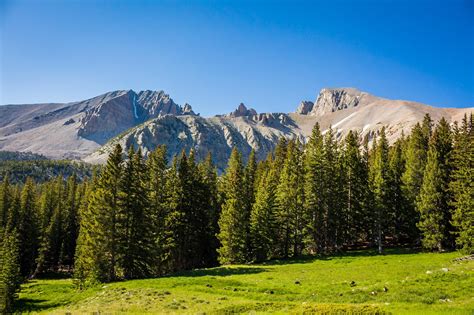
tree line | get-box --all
[0,113,472,312]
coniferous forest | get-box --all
[0,113,472,313]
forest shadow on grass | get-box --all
[168,266,268,278]
[15,298,63,313]
[261,247,421,266]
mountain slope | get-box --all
[1,88,471,167]
[86,88,472,170]
[0,90,194,159]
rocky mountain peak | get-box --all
[296,101,314,115]
[296,87,376,116]
[182,103,196,115]
[228,103,258,117]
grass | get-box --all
[17,249,474,314]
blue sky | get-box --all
[0,0,473,116]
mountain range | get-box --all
[0,88,471,170]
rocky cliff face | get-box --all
[0,88,471,165]
[84,114,304,171]
[227,103,258,117]
[296,88,378,116]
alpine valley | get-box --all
[0,87,471,170]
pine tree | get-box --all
[0,229,22,314]
[18,178,40,277]
[60,174,79,269]
[417,148,445,251]
[276,140,305,257]
[303,123,325,253]
[341,131,367,247]
[371,127,390,254]
[250,164,278,261]
[322,127,339,252]
[217,148,248,264]
[119,147,153,279]
[387,138,413,244]
[198,153,220,267]
[0,176,11,229]
[74,144,124,284]
[430,118,454,249]
[402,122,429,232]
[450,114,474,253]
[162,156,186,272]
[34,176,64,275]
[147,145,169,275]
[243,150,257,258]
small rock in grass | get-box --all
[350,281,356,287]
[426,270,432,274]
[441,268,449,272]
[371,291,377,295]
[383,287,388,292]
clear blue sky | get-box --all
[0,0,473,116]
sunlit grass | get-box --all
[18,249,473,314]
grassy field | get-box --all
[17,249,473,314]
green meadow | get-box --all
[17,249,473,314]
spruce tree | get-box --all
[147,145,169,275]
[417,147,445,251]
[74,144,124,284]
[450,114,474,253]
[217,148,247,264]
[0,229,22,314]
[0,176,11,229]
[322,127,339,252]
[402,123,429,231]
[276,140,305,257]
[119,147,153,279]
[34,176,64,275]
[250,164,278,261]
[430,118,454,248]
[61,174,79,269]
[341,131,366,247]
[303,123,325,253]
[371,127,390,254]
[387,138,412,244]
[243,150,257,258]
[18,178,40,277]
[198,153,220,267]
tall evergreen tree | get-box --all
[371,127,390,254]
[60,174,79,269]
[119,147,153,279]
[0,176,11,229]
[147,145,169,275]
[450,114,474,253]
[402,122,430,234]
[34,176,64,275]
[18,178,39,277]
[303,123,325,253]
[198,153,220,267]
[341,131,367,247]
[0,229,22,314]
[387,138,413,244]
[217,148,247,264]
[276,140,305,257]
[243,150,257,258]
[250,163,278,261]
[417,148,445,251]
[74,144,124,284]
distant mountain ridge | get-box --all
[0,88,472,169]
